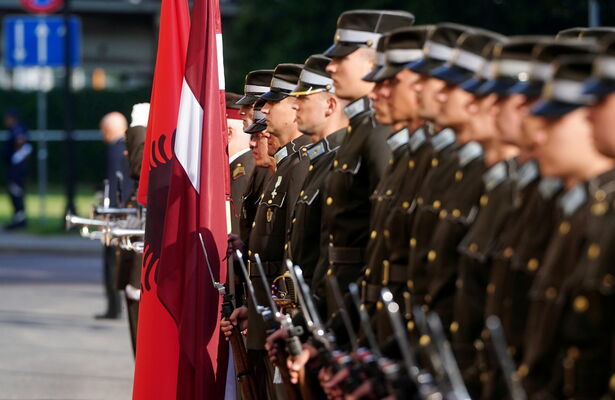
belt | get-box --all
[329,246,365,264]
[247,259,283,277]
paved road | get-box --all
[0,251,134,400]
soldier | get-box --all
[320,8,415,315]
[236,69,275,131]
[520,55,615,397]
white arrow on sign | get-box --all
[35,20,49,65]
[13,20,27,63]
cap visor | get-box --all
[508,81,543,99]
[459,77,485,94]
[291,82,329,96]
[476,79,516,97]
[260,90,289,102]
[583,78,615,97]
[407,58,446,76]
[244,119,267,134]
[373,65,405,82]
[324,43,359,58]
[363,66,384,82]
[235,94,259,106]
[531,100,582,118]
[430,65,473,86]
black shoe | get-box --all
[4,219,26,231]
[95,312,121,320]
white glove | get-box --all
[130,103,150,128]
[11,143,32,164]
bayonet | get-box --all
[486,316,527,400]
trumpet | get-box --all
[93,206,139,217]
[65,213,114,231]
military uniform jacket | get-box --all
[239,166,271,246]
[521,181,594,397]
[422,141,486,327]
[288,128,345,284]
[450,159,518,376]
[230,149,255,235]
[321,97,391,294]
[407,128,458,306]
[540,169,615,400]
[246,135,310,350]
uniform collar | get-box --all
[344,97,371,120]
[386,127,409,152]
[558,183,588,217]
[458,141,483,167]
[274,145,289,165]
[538,177,563,200]
[306,128,345,161]
[483,161,509,192]
[430,128,456,152]
[409,126,428,153]
[516,160,540,189]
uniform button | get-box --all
[603,274,615,288]
[248,250,253,256]
[419,335,431,346]
[573,296,589,313]
[327,268,333,276]
[303,195,308,200]
[545,286,557,300]
[424,294,432,303]
[431,158,439,167]
[474,339,485,351]
[433,200,441,209]
[402,201,410,209]
[333,160,339,168]
[427,250,437,262]
[407,321,415,332]
[383,229,390,239]
[587,243,601,260]
[595,189,607,201]
[347,126,352,133]
[503,247,514,258]
[480,195,489,207]
[370,230,377,240]
[408,160,416,169]
[292,218,297,224]
[455,170,463,181]
[268,199,272,204]
[527,258,539,272]
[386,189,393,196]
[284,243,288,250]
[469,243,478,253]
[329,242,333,247]
[410,238,417,248]
[439,210,448,219]
[407,280,414,290]
[487,283,495,295]
[237,163,242,167]
[559,221,571,235]
[364,268,371,277]
[252,221,256,228]
[592,202,608,216]
[329,234,333,241]
[481,328,490,341]
[308,165,314,172]
[452,209,461,218]
[517,364,529,378]
[300,190,305,196]
[376,301,383,310]
[417,197,424,206]
[342,163,348,170]
[389,159,394,165]
[326,197,333,206]
[456,279,463,289]
[450,321,459,333]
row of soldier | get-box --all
[220,9,615,400]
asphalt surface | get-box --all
[0,251,134,400]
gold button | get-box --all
[327,268,333,276]
[452,209,461,218]
[559,221,571,235]
[439,209,448,219]
[487,283,495,295]
[480,195,489,207]
[527,258,540,272]
[603,274,615,288]
[326,197,333,206]
[427,250,437,262]
[518,364,529,378]
[475,339,485,351]
[609,373,615,391]
[308,165,314,171]
[469,243,478,253]
[595,189,607,201]
[347,126,352,133]
[503,247,514,258]
[450,321,459,333]
[389,159,394,165]
[252,221,256,228]
[370,230,377,240]
[431,158,439,167]
[417,197,424,206]
[407,280,414,290]
[573,296,589,313]
[329,242,333,247]
[329,234,333,240]
[364,268,371,277]
[419,335,431,346]
[455,170,463,181]
[481,328,490,341]
[333,160,339,168]
[376,301,383,310]
[300,190,304,196]
[410,238,417,248]
[303,195,308,200]
[386,189,393,196]
[407,321,415,332]
[456,279,463,289]
[592,202,608,216]
[268,199,272,204]
[292,218,297,224]
[248,250,253,256]
[284,243,288,250]
[425,294,432,303]
[383,229,390,239]
[433,200,441,209]
[408,160,415,169]
[342,163,348,170]
[545,286,557,300]
[403,201,410,209]
[587,243,601,260]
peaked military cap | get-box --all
[509,39,596,98]
[236,69,275,106]
[531,55,597,118]
[474,36,549,96]
[407,22,475,75]
[292,55,334,96]
[260,63,304,102]
[584,35,615,97]
[581,27,615,41]
[556,27,587,40]
[244,99,267,134]
[324,9,415,58]
[371,25,433,82]
[432,28,507,88]
[363,33,391,82]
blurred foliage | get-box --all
[223,0,615,92]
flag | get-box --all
[155,0,230,397]
[133,0,190,398]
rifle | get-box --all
[485,316,527,400]
[252,254,303,400]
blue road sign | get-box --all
[3,15,81,68]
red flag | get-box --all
[156,0,230,397]
[133,0,189,398]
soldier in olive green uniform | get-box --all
[320,10,415,313]
[520,56,615,398]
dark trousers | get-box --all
[103,246,122,317]
[7,165,26,216]
[125,295,139,356]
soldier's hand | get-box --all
[319,366,345,400]
[346,379,372,400]
[227,234,244,258]
[265,328,289,365]
[220,306,248,340]
[287,346,312,384]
